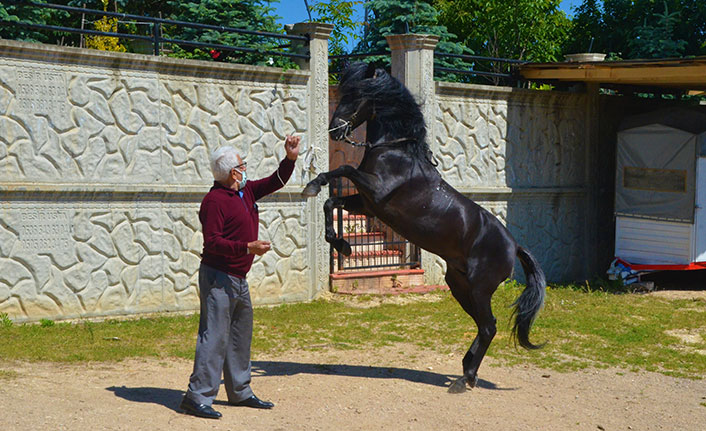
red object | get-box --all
[210,49,221,60]
[200,158,295,278]
[616,257,706,271]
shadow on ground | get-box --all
[643,269,706,290]
[250,360,515,391]
[105,360,516,409]
[106,386,184,411]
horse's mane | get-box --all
[339,62,432,162]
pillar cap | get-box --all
[286,22,334,40]
[385,34,440,51]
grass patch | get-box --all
[0,314,200,362]
[1,312,13,328]
[0,282,704,379]
[0,369,19,380]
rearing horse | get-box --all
[302,62,546,393]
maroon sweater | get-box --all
[200,158,295,278]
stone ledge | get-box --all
[0,182,306,197]
[331,269,434,295]
[0,39,310,84]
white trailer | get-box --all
[610,108,706,282]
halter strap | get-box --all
[344,136,415,149]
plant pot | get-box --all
[564,53,606,62]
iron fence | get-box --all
[329,178,421,273]
[434,52,528,85]
[0,0,309,60]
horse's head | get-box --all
[329,62,384,142]
[329,62,429,160]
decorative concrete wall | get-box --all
[428,82,590,284]
[0,38,328,322]
[1,31,604,322]
[379,33,594,285]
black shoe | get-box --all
[179,396,222,419]
[230,395,274,409]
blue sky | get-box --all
[271,0,585,29]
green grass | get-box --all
[0,282,704,379]
[0,369,19,380]
[0,314,201,362]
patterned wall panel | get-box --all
[0,42,312,322]
[435,85,587,190]
[431,83,589,283]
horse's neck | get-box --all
[366,121,407,145]
[365,121,382,143]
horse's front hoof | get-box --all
[301,183,321,197]
[447,377,467,394]
[334,238,352,256]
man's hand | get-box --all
[247,240,271,256]
[285,135,300,161]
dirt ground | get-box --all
[1,290,705,431]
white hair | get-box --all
[210,146,241,181]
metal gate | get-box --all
[329,178,421,273]
[327,87,420,274]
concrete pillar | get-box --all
[287,22,334,296]
[385,33,439,143]
[386,34,442,285]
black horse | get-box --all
[302,62,546,393]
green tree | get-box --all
[353,0,473,82]
[0,0,68,43]
[309,0,362,55]
[630,3,687,58]
[84,0,127,52]
[564,0,603,54]
[3,1,291,66]
[565,0,706,59]
[164,0,284,65]
[432,0,570,62]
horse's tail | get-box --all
[511,246,547,350]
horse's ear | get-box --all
[364,62,376,79]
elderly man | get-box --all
[179,135,300,419]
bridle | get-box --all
[328,97,374,148]
[328,97,413,149]
[327,95,436,165]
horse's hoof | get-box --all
[301,183,321,197]
[468,375,479,388]
[334,239,352,256]
[447,378,467,394]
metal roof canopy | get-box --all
[519,57,706,91]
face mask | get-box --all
[236,169,247,190]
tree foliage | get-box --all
[629,3,687,58]
[355,0,466,54]
[84,0,127,52]
[1,0,296,66]
[565,0,706,59]
[0,0,68,43]
[309,0,362,55]
[352,0,473,82]
[432,0,570,62]
[162,0,284,65]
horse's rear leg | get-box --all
[446,267,498,394]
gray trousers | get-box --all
[185,263,254,406]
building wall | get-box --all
[426,82,591,283]
[0,40,320,322]
[1,35,624,323]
